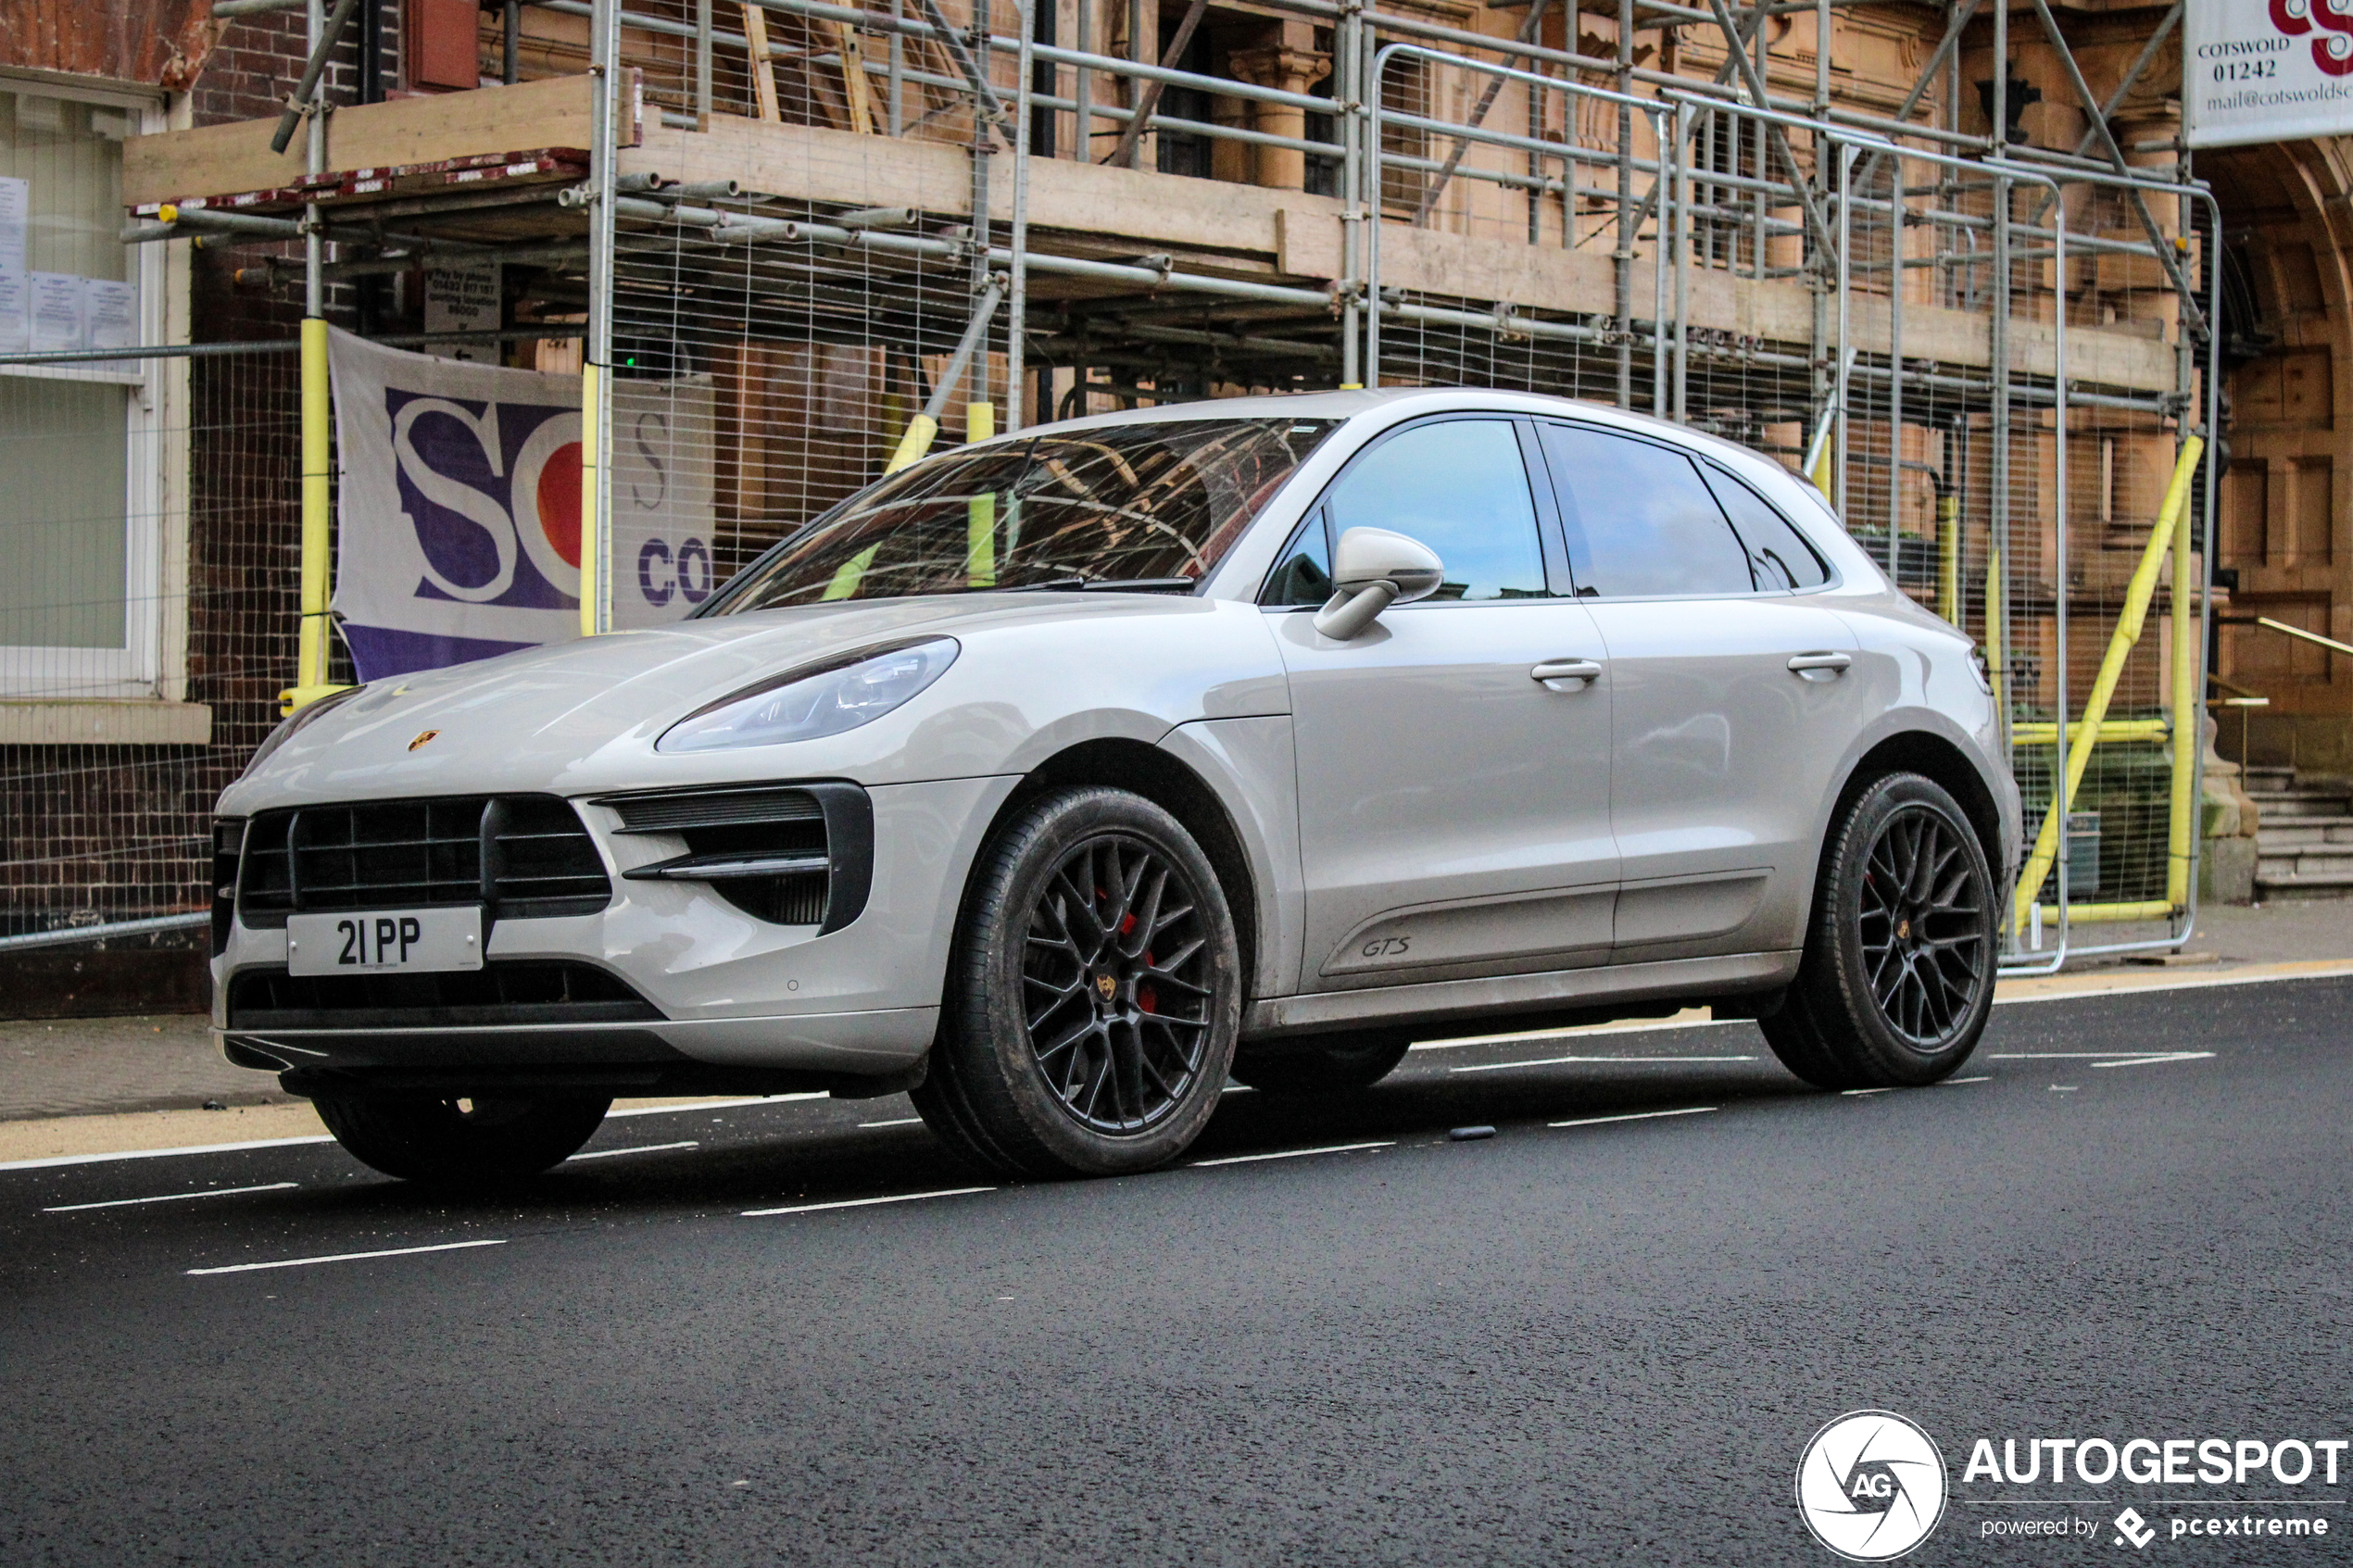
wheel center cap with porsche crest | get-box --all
[1094,971,1118,1003]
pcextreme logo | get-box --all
[1796,1411,1949,1562]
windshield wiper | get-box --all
[980,575,1196,595]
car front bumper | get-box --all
[211,773,1020,1095]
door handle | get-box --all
[1531,659,1604,690]
[1788,651,1853,678]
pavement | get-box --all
[2,973,2347,1564]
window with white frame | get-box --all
[0,76,167,700]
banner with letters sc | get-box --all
[327,326,719,682]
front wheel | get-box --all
[913,786,1241,1177]
[1763,771,1996,1090]
[311,1093,610,1187]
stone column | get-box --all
[1228,31,1329,192]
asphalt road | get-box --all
[3,974,2348,1566]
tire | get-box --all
[912,786,1242,1178]
[1229,1030,1414,1094]
[312,1093,611,1187]
[1763,771,1997,1090]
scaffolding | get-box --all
[3,0,2223,973]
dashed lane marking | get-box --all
[742,1186,992,1217]
[44,1181,298,1213]
[1548,1106,1718,1129]
[857,1118,923,1129]
[1988,1051,2215,1068]
[1190,1141,1393,1167]
[567,1141,698,1161]
[186,1238,508,1275]
[1450,1054,1760,1074]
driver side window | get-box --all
[1322,419,1548,601]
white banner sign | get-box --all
[2186,0,2353,146]
[326,328,716,682]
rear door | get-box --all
[1532,420,1865,961]
[1272,416,1619,991]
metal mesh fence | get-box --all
[0,0,2221,973]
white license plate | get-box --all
[286,907,484,977]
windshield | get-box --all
[705,417,1340,612]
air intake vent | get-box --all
[226,960,660,1030]
[236,795,610,927]
[598,781,872,934]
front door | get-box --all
[1533,420,1867,960]
[1273,416,1619,991]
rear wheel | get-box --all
[311,1093,610,1187]
[1228,1031,1414,1094]
[913,787,1240,1177]
[1763,771,1995,1090]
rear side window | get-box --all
[1538,423,1755,597]
[1701,466,1830,590]
[1324,419,1548,601]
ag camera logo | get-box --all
[1796,1411,1948,1561]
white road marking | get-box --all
[0,1135,337,1173]
[186,1238,507,1275]
[1548,1106,1718,1129]
[1842,1087,1896,1097]
[607,1094,827,1119]
[1943,1075,1991,1085]
[1987,1051,2213,1067]
[44,1181,298,1213]
[858,1117,923,1128]
[567,1141,698,1161]
[742,1186,992,1217]
[1190,1141,1393,1167]
[1451,1054,1758,1073]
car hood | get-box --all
[220,593,1284,812]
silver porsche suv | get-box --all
[212,389,2020,1185]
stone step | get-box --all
[2257,852,2353,880]
[2247,798,2353,819]
[2252,871,2353,897]
[2257,823,2353,847]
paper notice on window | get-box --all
[0,177,27,355]
[30,272,86,353]
[83,278,136,370]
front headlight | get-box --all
[658,637,960,753]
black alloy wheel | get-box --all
[913,786,1241,1177]
[1762,771,1997,1090]
[1856,802,1989,1047]
[1021,833,1217,1134]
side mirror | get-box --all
[1313,526,1445,640]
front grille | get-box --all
[236,795,610,927]
[226,960,661,1030]
[598,781,873,933]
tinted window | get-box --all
[1261,512,1334,606]
[1325,420,1547,601]
[1540,423,1755,597]
[1701,465,1830,590]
